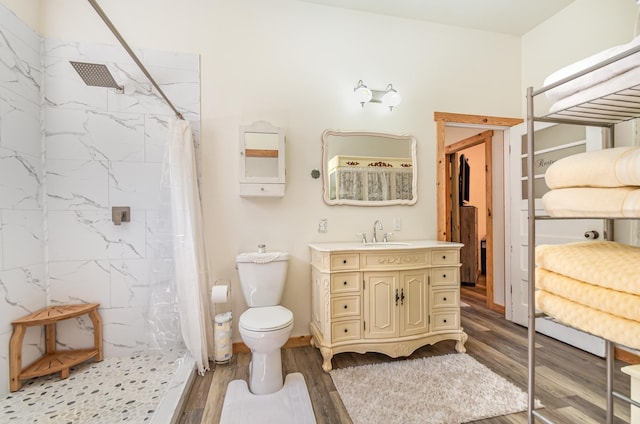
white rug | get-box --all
[331,353,536,424]
[220,372,316,424]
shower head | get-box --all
[70,61,123,91]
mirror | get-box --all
[239,121,285,197]
[322,129,417,206]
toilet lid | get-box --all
[240,305,293,332]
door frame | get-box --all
[434,112,523,313]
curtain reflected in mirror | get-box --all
[322,130,417,206]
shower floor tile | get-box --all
[1,349,186,423]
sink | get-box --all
[363,242,411,249]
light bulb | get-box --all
[382,85,401,111]
[354,80,372,106]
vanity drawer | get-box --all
[331,295,361,319]
[431,288,459,308]
[431,267,458,287]
[330,272,360,294]
[431,310,459,331]
[361,250,429,269]
[431,250,459,265]
[331,320,361,342]
[330,254,360,271]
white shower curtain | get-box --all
[165,118,213,374]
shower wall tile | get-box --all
[46,159,109,210]
[109,162,162,209]
[0,147,41,210]
[0,4,44,396]
[0,11,41,104]
[0,88,41,157]
[110,259,151,308]
[48,260,111,307]
[97,307,148,357]
[45,108,145,162]
[45,39,136,64]
[1,210,43,269]
[145,115,170,162]
[47,210,146,262]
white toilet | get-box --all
[236,251,294,395]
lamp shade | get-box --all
[382,85,401,110]
[354,80,372,105]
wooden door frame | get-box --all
[434,112,523,313]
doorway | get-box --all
[434,112,523,314]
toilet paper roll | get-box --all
[211,285,230,303]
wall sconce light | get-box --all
[353,80,402,111]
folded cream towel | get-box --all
[535,241,640,296]
[536,268,640,322]
[242,252,282,263]
[542,186,640,217]
[545,146,640,188]
[536,290,640,350]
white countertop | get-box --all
[308,240,463,252]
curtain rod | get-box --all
[87,0,185,120]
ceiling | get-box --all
[298,0,576,35]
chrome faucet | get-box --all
[372,219,383,243]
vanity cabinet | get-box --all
[309,242,467,372]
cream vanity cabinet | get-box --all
[309,241,467,372]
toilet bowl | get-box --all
[236,251,293,395]
[239,305,294,395]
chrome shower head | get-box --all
[70,61,123,91]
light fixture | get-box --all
[381,84,401,111]
[353,80,372,106]
[354,80,402,111]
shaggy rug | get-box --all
[330,353,534,424]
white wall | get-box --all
[3,0,524,343]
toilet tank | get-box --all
[236,252,289,307]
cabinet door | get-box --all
[364,272,398,338]
[400,270,429,336]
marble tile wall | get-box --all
[0,4,200,395]
[0,5,45,397]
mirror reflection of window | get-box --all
[322,130,417,206]
[244,132,279,178]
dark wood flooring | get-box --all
[178,285,633,424]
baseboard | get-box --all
[615,346,640,364]
[232,335,312,354]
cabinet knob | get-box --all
[443,319,447,323]
[344,328,348,333]
[343,259,347,264]
[442,255,446,260]
[343,281,348,285]
[443,297,447,301]
[443,274,447,278]
[343,304,348,309]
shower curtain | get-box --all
[163,119,214,374]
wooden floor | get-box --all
[178,286,634,424]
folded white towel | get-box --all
[542,187,640,217]
[544,34,640,102]
[545,146,640,189]
[242,252,282,264]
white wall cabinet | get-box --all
[309,242,467,372]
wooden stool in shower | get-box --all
[9,303,103,392]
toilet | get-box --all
[236,251,293,395]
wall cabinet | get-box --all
[309,242,467,372]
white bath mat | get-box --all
[220,372,316,424]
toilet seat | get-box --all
[240,305,293,332]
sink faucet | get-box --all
[372,219,383,243]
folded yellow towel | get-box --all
[542,187,640,217]
[536,241,640,296]
[545,146,640,189]
[536,268,640,322]
[536,290,640,350]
